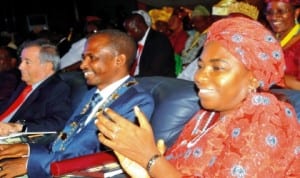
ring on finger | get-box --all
[114,126,120,134]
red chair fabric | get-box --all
[50,151,117,176]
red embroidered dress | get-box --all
[166,92,300,177]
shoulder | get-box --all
[36,74,71,96]
[284,34,300,49]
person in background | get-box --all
[148,7,173,36]
[123,10,175,77]
[0,39,72,136]
[0,29,154,177]
[168,7,189,76]
[265,0,300,90]
[180,4,213,67]
[0,46,21,105]
[178,1,260,81]
[59,16,107,72]
[96,17,300,177]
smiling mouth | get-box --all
[83,71,94,77]
[199,88,215,94]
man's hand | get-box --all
[0,144,29,160]
[0,122,22,136]
[0,157,27,178]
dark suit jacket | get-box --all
[27,77,155,177]
[138,29,175,77]
[0,73,72,132]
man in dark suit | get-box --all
[0,30,155,177]
[124,10,176,77]
[0,39,72,135]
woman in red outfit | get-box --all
[265,0,300,89]
[96,17,300,177]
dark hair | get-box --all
[88,29,137,68]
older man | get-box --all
[0,29,154,177]
[0,39,72,135]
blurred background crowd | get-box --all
[1,0,300,84]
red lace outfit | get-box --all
[166,92,300,177]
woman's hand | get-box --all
[113,139,166,178]
[95,106,161,168]
[114,151,150,178]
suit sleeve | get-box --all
[26,87,154,177]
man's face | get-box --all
[191,16,211,33]
[80,35,120,90]
[19,46,50,85]
[123,17,145,42]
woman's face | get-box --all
[194,41,253,113]
[265,2,295,35]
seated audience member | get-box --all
[265,0,300,90]
[178,1,260,81]
[180,4,213,67]
[59,16,106,72]
[0,39,72,135]
[168,7,189,56]
[148,7,173,36]
[168,7,189,76]
[123,10,175,77]
[96,17,300,177]
[0,46,21,105]
[0,29,154,177]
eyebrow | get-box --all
[203,58,229,64]
[21,57,32,62]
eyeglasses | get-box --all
[265,9,291,16]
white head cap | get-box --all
[132,10,152,27]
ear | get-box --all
[248,76,259,93]
[114,54,126,67]
[44,61,54,71]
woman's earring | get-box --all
[248,87,257,94]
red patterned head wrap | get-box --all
[205,17,285,90]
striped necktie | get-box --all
[0,85,32,121]
[52,92,102,151]
[130,44,143,76]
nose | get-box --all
[194,67,209,86]
[18,61,24,70]
[80,57,88,70]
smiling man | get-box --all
[0,29,154,178]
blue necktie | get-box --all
[52,92,102,151]
[90,92,101,108]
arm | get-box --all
[96,106,182,178]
